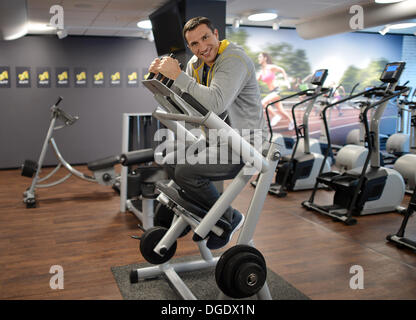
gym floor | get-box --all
[1,165,415,300]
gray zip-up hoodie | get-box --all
[173,40,268,144]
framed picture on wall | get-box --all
[74,67,87,88]
[92,68,105,88]
[126,68,139,88]
[16,67,31,88]
[0,66,11,88]
[56,67,70,88]
[37,67,51,88]
[109,68,122,88]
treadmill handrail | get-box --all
[264,89,312,143]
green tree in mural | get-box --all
[340,65,361,93]
[359,58,389,89]
[226,27,259,65]
[226,27,312,95]
[340,58,389,93]
[263,43,311,94]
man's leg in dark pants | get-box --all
[174,162,244,223]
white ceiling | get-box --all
[25,0,416,38]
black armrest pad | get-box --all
[120,148,154,166]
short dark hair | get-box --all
[182,16,215,43]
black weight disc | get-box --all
[139,226,177,265]
[223,252,266,298]
[215,245,266,298]
[21,159,37,178]
[234,261,267,298]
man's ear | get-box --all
[214,28,219,39]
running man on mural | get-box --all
[257,52,294,130]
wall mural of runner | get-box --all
[226,26,404,147]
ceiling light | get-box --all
[248,12,277,22]
[4,27,27,40]
[137,20,152,29]
[375,0,405,3]
[27,22,55,32]
[389,22,416,29]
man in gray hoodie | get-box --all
[149,16,267,250]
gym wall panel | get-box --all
[0,35,158,169]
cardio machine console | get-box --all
[380,62,405,83]
[310,69,328,86]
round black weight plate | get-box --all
[215,245,265,283]
[154,203,174,229]
[139,226,177,265]
[224,252,266,298]
[215,245,266,299]
[235,262,267,297]
[21,159,37,178]
[154,203,190,238]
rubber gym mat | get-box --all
[111,255,309,300]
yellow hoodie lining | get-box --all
[192,39,230,86]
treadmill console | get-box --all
[310,69,328,86]
[380,62,405,83]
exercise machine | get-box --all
[251,75,327,188]
[268,69,332,197]
[302,62,408,225]
[386,186,416,252]
[393,89,416,194]
[119,113,168,230]
[129,73,280,300]
[384,86,412,162]
[22,97,120,208]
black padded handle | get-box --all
[119,148,155,166]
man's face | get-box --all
[185,24,220,66]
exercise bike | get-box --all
[22,97,120,208]
[302,62,409,225]
[128,73,281,300]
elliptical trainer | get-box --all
[268,69,331,197]
[302,62,409,225]
[393,88,416,194]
